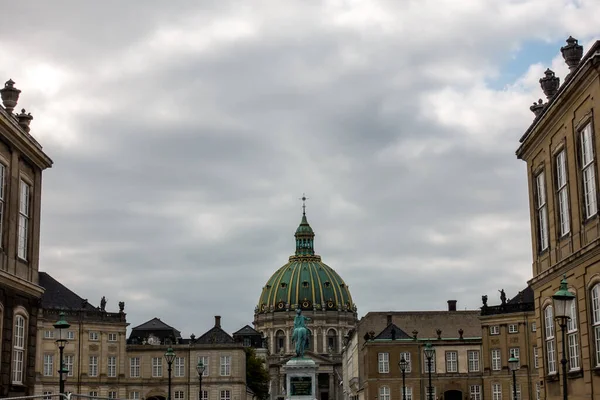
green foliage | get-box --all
[245,347,270,400]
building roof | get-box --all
[507,286,534,305]
[233,325,261,336]
[39,272,97,310]
[196,316,234,344]
[129,317,182,343]
[373,323,412,340]
[256,212,356,315]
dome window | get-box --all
[302,281,309,288]
[340,284,345,288]
[280,282,288,288]
[324,281,331,288]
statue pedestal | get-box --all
[283,358,317,400]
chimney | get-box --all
[386,314,392,325]
[215,315,221,328]
[447,300,457,312]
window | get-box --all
[108,333,117,342]
[379,386,390,400]
[220,355,231,376]
[509,348,520,368]
[566,293,580,370]
[531,322,537,332]
[89,392,98,398]
[243,337,251,347]
[175,356,185,377]
[108,392,117,399]
[425,386,436,399]
[468,350,479,372]
[424,353,436,373]
[130,357,140,378]
[492,383,502,400]
[152,357,163,377]
[65,354,74,377]
[581,123,598,219]
[593,284,600,366]
[43,354,54,376]
[511,384,522,400]
[544,305,557,374]
[536,382,541,400]
[470,385,481,400]
[220,390,231,400]
[508,324,519,334]
[129,392,140,400]
[399,352,411,373]
[534,347,539,369]
[89,331,99,341]
[491,349,501,371]
[556,149,571,236]
[275,330,285,353]
[17,179,30,259]
[12,314,26,384]
[199,391,208,400]
[378,352,389,373]
[0,163,4,246]
[67,331,75,340]
[89,356,98,377]
[403,387,412,400]
[43,391,52,400]
[489,325,500,335]
[198,355,209,376]
[536,172,549,251]
[44,330,55,339]
[445,351,457,372]
[175,391,184,400]
[327,329,337,352]
[108,356,117,377]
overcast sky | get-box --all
[2,0,599,337]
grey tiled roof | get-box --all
[39,272,97,310]
[196,326,234,344]
[374,323,412,340]
[233,325,260,336]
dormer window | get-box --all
[302,281,309,288]
[324,281,331,288]
[281,282,287,289]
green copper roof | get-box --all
[256,213,355,313]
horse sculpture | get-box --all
[292,309,311,358]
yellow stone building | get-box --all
[516,36,600,399]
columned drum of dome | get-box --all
[256,213,356,314]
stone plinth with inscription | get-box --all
[283,358,317,400]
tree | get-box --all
[245,347,270,400]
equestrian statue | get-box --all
[292,309,311,358]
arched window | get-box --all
[275,330,285,353]
[591,284,600,366]
[379,386,390,400]
[566,290,580,370]
[12,313,26,384]
[327,329,337,353]
[544,305,557,374]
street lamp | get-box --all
[398,356,407,400]
[423,342,435,400]
[164,347,176,400]
[553,275,575,400]
[508,356,519,400]
[196,359,206,400]
[53,311,70,395]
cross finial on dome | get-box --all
[299,193,309,215]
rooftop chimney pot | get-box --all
[215,315,221,328]
[447,300,457,312]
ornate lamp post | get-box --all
[53,312,70,395]
[196,359,206,400]
[508,356,519,400]
[164,347,176,400]
[553,275,576,400]
[423,342,435,400]
[398,356,407,400]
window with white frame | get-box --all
[199,391,208,400]
[536,171,549,251]
[403,387,412,400]
[43,354,54,376]
[108,391,117,399]
[175,356,185,377]
[492,383,502,400]
[108,356,117,377]
[593,284,600,366]
[108,333,117,342]
[425,386,436,399]
[220,390,231,400]
[43,391,52,400]
[65,354,74,377]
[12,314,26,384]
[545,305,557,374]
[130,357,140,378]
[531,322,537,332]
[508,324,518,334]
[89,356,98,377]
[67,331,75,340]
[89,331,99,341]
[424,353,435,373]
[534,347,539,369]
[511,383,522,400]
[509,348,520,368]
[379,386,390,400]
[129,392,140,400]
[198,355,209,376]
[470,385,481,400]
[44,330,54,339]
[489,325,499,335]
[220,355,231,376]
[536,382,541,400]
[468,350,480,372]
[89,392,98,398]
[0,163,5,246]
[445,351,457,373]
[243,337,251,347]
[17,179,30,259]
[378,352,389,373]
[567,293,580,370]
[491,349,501,371]
[152,357,163,377]
[175,391,184,400]
[399,352,411,373]
[580,123,598,219]
[556,149,571,236]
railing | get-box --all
[480,302,535,316]
[1,394,125,400]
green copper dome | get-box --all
[256,212,355,313]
